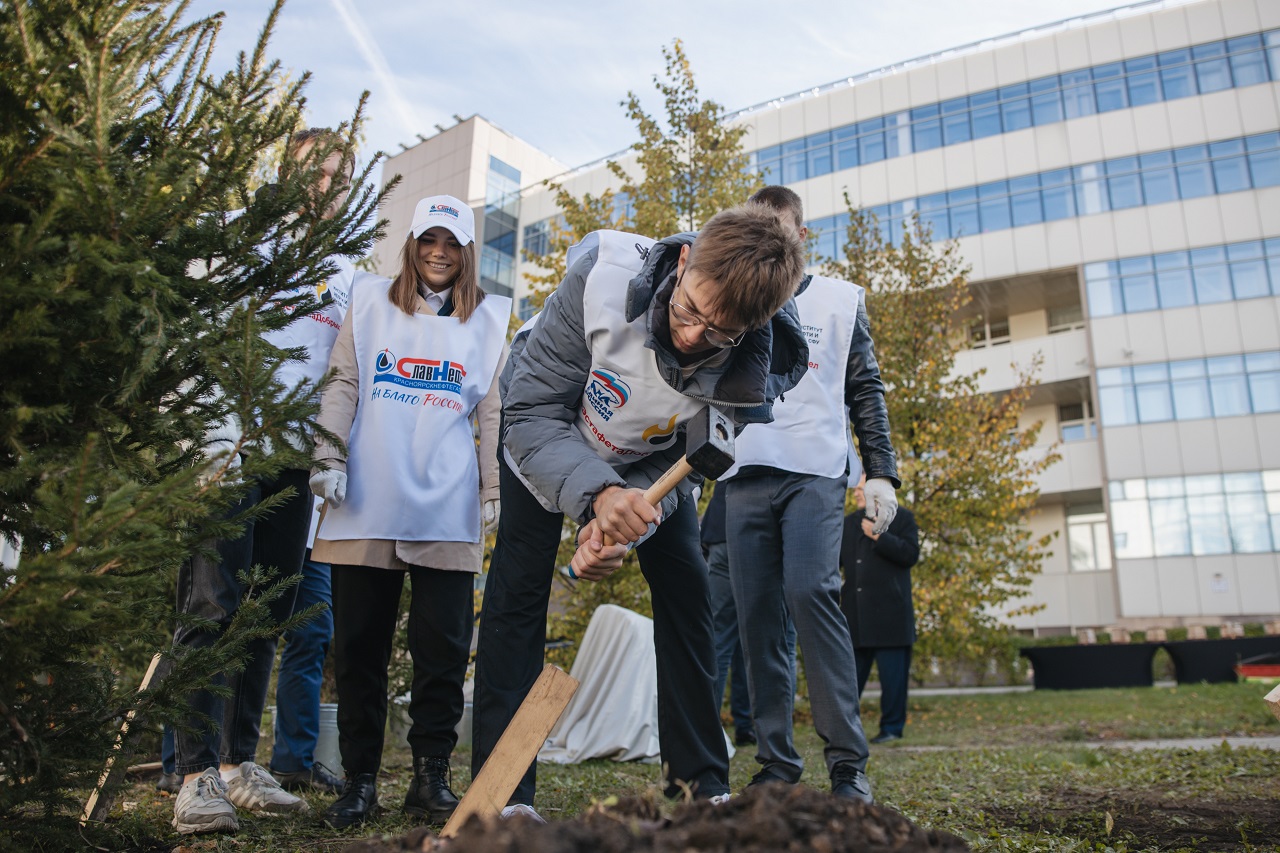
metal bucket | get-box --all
[313,702,343,776]
[387,701,473,749]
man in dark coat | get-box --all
[840,474,920,743]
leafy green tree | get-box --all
[523,38,761,306]
[608,38,761,238]
[0,0,382,831]
[823,201,1058,677]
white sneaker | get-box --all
[501,803,546,824]
[709,793,732,805]
[224,761,310,814]
[172,768,239,834]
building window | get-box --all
[805,132,1280,255]
[1058,401,1096,442]
[517,296,537,321]
[1085,238,1280,317]
[1108,471,1280,559]
[752,29,1280,185]
[1048,304,1085,333]
[1067,508,1112,571]
[522,220,551,258]
[968,315,1011,349]
[482,157,520,305]
[1096,350,1280,426]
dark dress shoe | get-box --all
[324,772,379,829]
[830,762,874,804]
[403,756,459,824]
[734,727,757,746]
[275,762,343,794]
[870,731,902,744]
[745,766,795,788]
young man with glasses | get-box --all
[472,203,808,819]
[717,186,899,804]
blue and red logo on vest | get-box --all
[585,369,630,422]
[374,348,467,394]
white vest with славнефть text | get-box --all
[319,282,510,544]
[263,255,358,396]
[509,230,713,513]
[720,274,860,480]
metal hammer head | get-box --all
[685,406,735,480]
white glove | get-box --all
[863,477,898,536]
[309,469,347,507]
[197,439,241,488]
[483,499,500,535]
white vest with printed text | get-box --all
[320,283,510,543]
[720,274,860,480]
[511,231,712,512]
[263,255,357,397]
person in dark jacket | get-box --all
[472,203,809,820]
[840,474,920,743]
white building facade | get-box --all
[375,0,1280,636]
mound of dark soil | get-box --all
[343,784,969,852]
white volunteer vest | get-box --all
[321,283,511,543]
[721,275,861,480]
[508,231,710,512]
[263,254,357,396]
[575,231,709,466]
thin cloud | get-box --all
[326,0,420,141]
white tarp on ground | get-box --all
[538,603,734,765]
[539,604,660,764]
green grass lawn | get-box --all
[21,681,1280,852]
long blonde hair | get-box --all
[387,233,484,321]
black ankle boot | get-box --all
[324,772,379,829]
[403,756,459,824]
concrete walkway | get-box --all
[858,681,1280,752]
[883,734,1280,753]
[1080,735,1280,751]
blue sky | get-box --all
[186,0,1155,172]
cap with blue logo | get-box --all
[410,194,475,245]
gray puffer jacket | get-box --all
[501,231,809,523]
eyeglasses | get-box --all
[669,277,747,349]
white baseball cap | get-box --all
[410,195,475,245]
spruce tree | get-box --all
[0,0,382,831]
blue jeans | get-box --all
[854,646,912,737]
[161,726,175,775]
[172,468,312,775]
[725,471,870,780]
[706,541,796,736]
[270,554,333,774]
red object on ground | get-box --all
[1235,663,1280,679]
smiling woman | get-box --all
[309,193,511,829]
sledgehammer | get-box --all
[600,404,736,546]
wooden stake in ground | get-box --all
[440,664,578,839]
[80,653,163,825]
[1266,682,1280,723]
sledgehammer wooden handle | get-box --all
[600,456,693,547]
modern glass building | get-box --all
[376,0,1280,636]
